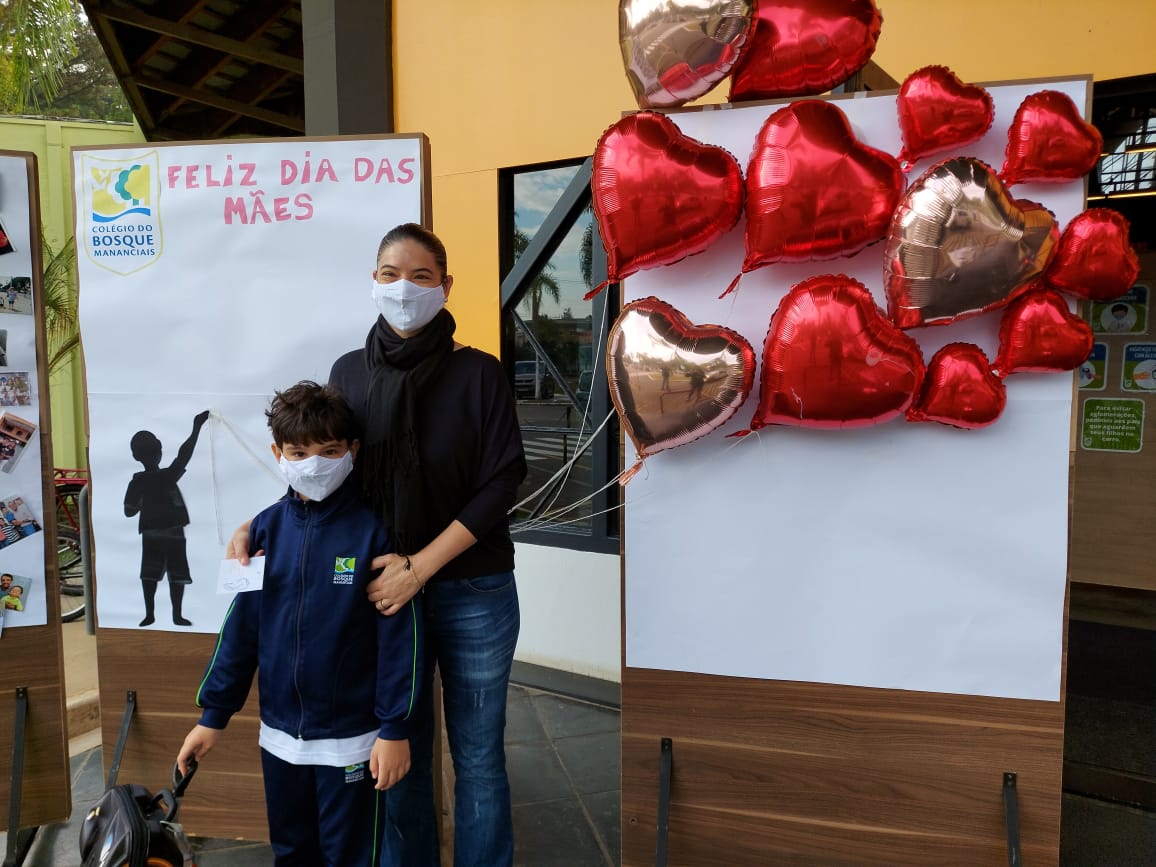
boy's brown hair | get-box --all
[265,381,359,447]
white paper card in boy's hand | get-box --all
[217,556,265,594]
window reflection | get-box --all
[503,163,607,533]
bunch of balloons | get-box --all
[601,4,1137,474]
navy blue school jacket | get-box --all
[195,477,422,742]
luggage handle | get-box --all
[148,788,179,824]
[172,758,197,799]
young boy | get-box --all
[176,381,422,865]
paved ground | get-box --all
[14,684,621,866]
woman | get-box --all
[232,223,526,866]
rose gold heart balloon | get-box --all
[907,343,1006,429]
[619,0,755,109]
[752,275,925,430]
[883,158,1059,329]
[608,297,755,474]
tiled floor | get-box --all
[13,684,621,866]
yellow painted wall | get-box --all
[0,116,143,467]
[393,1,1156,354]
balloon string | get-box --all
[514,488,650,534]
[725,427,752,439]
[719,272,742,299]
[511,464,634,534]
[207,411,224,546]
[212,411,283,483]
[619,460,643,486]
[205,409,283,544]
[583,278,613,302]
[516,301,612,521]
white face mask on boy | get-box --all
[278,452,354,501]
[371,278,446,333]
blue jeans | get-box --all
[387,571,520,866]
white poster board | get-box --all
[0,154,50,630]
[74,136,427,633]
[624,79,1088,702]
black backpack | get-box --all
[78,760,198,867]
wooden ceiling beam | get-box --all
[150,2,297,125]
[132,0,210,70]
[137,71,304,132]
[83,6,158,131]
[95,4,304,75]
[208,70,296,138]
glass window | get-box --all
[500,161,619,551]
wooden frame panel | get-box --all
[0,151,71,831]
[621,667,1065,864]
[79,133,432,840]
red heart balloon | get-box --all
[884,158,1058,328]
[589,112,744,299]
[1000,90,1103,186]
[743,100,902,272]
[619,0,755,108]
[994,290,1094,377]
[907,343,1006,429]
[608,297,756,469]
[1044,208,1140,301]
[896,66,994,170]
[752,275,925,430]
[728,0,882,101]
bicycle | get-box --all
[54,468,89,624]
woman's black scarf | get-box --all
[360,309,456,554]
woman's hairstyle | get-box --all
[266,381,359,446]
[376,223,447,276]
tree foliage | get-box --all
[1,0,131,121]
[513,226,562,322]
[0,0,78,112]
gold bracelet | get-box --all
[404,555,422,588]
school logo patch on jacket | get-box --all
[332,557,356,585]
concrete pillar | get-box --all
[301,0,393,135]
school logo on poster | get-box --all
[79,151,163,274]
[333,556,355,585]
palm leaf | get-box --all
[0,0,79,112]
[40,233,80,372]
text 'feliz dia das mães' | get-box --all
[165,152,418,191]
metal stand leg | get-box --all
[4,687,38,867]
[79,485,95,636]
[655,737,672,867]
[1003,772,1021,867]
[105,690,137,791]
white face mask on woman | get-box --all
[371,278,446,333]
[278,452,354,501]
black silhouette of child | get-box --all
[124,410,209,627]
